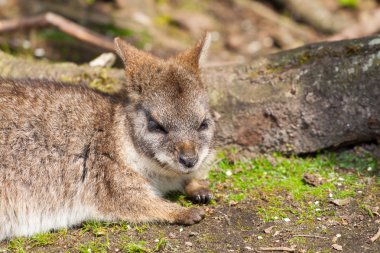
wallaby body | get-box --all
[0,35,214,240]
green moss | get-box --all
[210,150,377,222]
[82,69,119,94]
[297,52,312,65]
[265,64,285,74]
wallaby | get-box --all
[0,34,215,241]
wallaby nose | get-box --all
[179,154,199,168]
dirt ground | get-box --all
[1,181,378,253]
[32,201,380,252]
[1,145,379,253]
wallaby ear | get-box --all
[114,37,155,72]
[173,32,212,71]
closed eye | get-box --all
[198,119,209,131]
[147,117,168,134]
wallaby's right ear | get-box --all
[114,37,154,73]
[172,33,212,72]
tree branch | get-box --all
[0,12,114,51]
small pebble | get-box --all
[283,217,291,222]
[189,231,199,237]
[185,241,193,247]
[257,236,263,240]
[34,48,45,57]
[332,244,343,251]
[89,53,116,67]
[168,232,176,238]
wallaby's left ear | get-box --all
[114,37,156,74]
[173,32,212,71]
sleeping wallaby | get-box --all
[0,34,215,241]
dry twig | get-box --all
[292,234,329,239]
[275,0,351,33]
[327,9,380,41]
[0,12,114,51]
[258,246,295,252]
[370,226,380,243]
[233,0,316,48]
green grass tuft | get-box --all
[121,236,148,253]
[30,232,58,247]
[78,237,110,253]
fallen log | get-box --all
[0,35,379,153]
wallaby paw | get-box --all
[174,207,205,225]
[188,188,213,204]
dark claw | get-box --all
[189,191,212,204]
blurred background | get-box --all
[0,0,379,65]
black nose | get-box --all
[179,155,198,168]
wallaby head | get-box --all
[114,34,214,175]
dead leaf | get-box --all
[332,244,343,251]
[303,173,323,186]
[330,198,352,206]
[264,226,274,234]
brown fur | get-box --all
[0,34,214,240]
